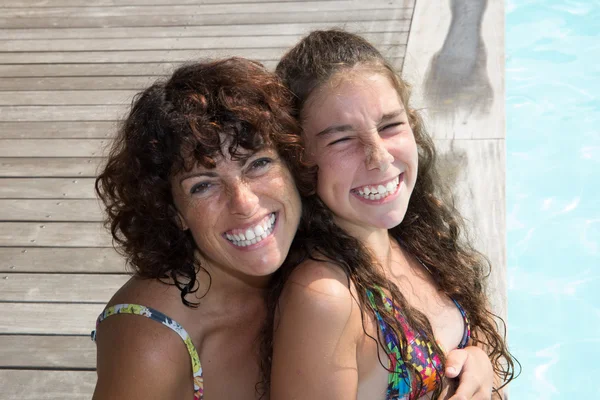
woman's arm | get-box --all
[93,314,193,400]
[270,261,362,400]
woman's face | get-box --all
[301,71,418,236]
[171,146,302,279]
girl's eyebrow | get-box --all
[316,124,353,138]
[317,109,406,137]
[379,109,406,123]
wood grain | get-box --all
[0,247,127,273]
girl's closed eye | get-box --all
[380,122,404,131]
[328,137,352,146]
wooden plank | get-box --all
[0,222,110,246]
[0,106,126,121]
[0,199,103,221]
[1,0,336,6]
[0,273,129,302]
[0,247,128,273]
[0,56,400,74]
[0,8,412,29]
[0,76,158,90]
[433,138,506,316]
[404,0,506,319]
[0,158,103,177]
[0,48,287,64]
[0,178,96,198]
[1,32,407,52]
[0,62,179,77]
[401,1,503,140]
[0,20,408,40]
[0,370,96,400]
[0,90,137,106]
[0,139,108,157]
[0,2,408,17]
[0,335,95,369]
[0,303,105,334]
[0,49,403,66]
[0,121,116,139]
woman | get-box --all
[266,30,517,399]
[92,57,308,400]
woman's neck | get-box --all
[183,256,270,309]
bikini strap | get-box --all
[91,303,204,399]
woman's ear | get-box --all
[177,212,189,231]
[171,204,189,231]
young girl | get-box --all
[266,30,517,399]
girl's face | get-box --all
[171,146,302,280]
[301,71,418,236]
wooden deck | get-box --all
[0,1,506,398]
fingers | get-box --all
[445,348,469,378]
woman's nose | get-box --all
[228,181,260,217]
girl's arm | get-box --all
[270,260,362,400]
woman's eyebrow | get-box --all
[179,171,217,184]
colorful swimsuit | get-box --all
[91,304,204,400]
[366,287,471,399]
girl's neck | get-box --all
[337,220,395,273]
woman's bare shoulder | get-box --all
[93,305,193,399]
[93,277,196,399]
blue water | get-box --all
[507,0,600,398]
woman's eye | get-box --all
[250,157,272,170]
[190,182,211,194]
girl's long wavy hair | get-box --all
[260,30,517,399]
[96,58,313,306]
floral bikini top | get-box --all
[91,304,204,400]
[366,286,471,399]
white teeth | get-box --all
[255,225,265,236]
[355,177,400,201]
[226,213,277,247]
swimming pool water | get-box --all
[506,0,600,398]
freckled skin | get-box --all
[301,72,419,237]
[170,147,302,280]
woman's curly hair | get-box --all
[96,57,312,306]
[260,30,518,398]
